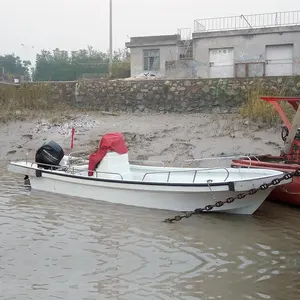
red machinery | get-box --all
[232,96,300,206]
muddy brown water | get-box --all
[1,161,300,300]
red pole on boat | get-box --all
[71,127,75,149]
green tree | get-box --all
[33,49,74,81]
[0,54,31,81]
[70,46,109,79]
[32,46,131,81]
[111,48,131,79]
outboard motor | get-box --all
[35,141,65,170]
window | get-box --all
[143,49,160,71]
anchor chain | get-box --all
[164,168,300,223]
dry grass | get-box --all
[0,83,85,123]
[0,83,52,110]
[0,83,56,123]
[239,80,296,125]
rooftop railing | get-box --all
[194,10,300,32]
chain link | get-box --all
[163,168,300,223]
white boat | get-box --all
[7,133,292,215]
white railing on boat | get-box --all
[24,161,233,183]
[93,171,124,180]
[141,167,230,183]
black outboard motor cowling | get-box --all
[35,141,65,170]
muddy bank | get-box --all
[0,112,284,165]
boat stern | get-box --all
[7,161,36,176]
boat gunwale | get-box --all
[9,161,238,190]
[8,160,287,191]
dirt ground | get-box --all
[0,112,284,166]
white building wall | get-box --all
[193,28,300,78]
[209,47,234,78]
[130,45,177,77]
[265,44,294,76]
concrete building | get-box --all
[125,10,300,79]
[125,34,179,77]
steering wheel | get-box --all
[281,126,289,142]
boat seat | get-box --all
[95,151,132,180]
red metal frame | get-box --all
[260,96,300,130]
[231,96,300,206]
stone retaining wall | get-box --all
[72,76,300,113]
[4,76,300,113]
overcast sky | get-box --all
[1,0,299,63]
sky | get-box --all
[1,0,299,64]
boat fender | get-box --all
[24,175,31,186]
[36,169,42,177]
[228,182,235,191]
